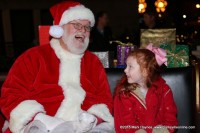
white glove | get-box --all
[33,113,65,132]
[88,122,115,133]
[24,120,47,133]
[51,121,75,133]
[73,111,97,133]
[24,120,76,133]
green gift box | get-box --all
[160,44,189,68]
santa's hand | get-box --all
[33,113,65,132]
[73,111,97,132]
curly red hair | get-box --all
[115,49,161,96]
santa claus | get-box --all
[0,1,113,133]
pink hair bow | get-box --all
[146,43,167,66]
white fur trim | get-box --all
[49,25,64,38]
[59,5,95,27]
[50,39,86,121]
[87,104,114,126]
[9,100,45,133]
[2,120,9,133]
[54,84,86,121]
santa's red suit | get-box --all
[1,39,113,133]
[114,76,178,133]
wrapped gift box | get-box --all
[117,45,137,67]
[111,41,137,68]
[160,44,189,68]
[93,51,114,68]
[140,28,176,48]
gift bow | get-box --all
[146,43,167,66]
[110,40,133,46]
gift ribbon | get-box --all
[110,40,134,46]
[166,45,189,67]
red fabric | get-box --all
[0,44,113,132]
[96,116,103,125]
[50,1,80,25]
[114,77,178,133]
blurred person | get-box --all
[88,11,113,51]
[142,9,162,29]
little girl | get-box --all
[114,44,178,133]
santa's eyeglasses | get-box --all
[69,22,91,32]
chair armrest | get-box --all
[193,59,200,113]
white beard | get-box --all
[62,31,89,54]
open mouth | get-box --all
[75,35,85,42]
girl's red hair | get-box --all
[115,49,161,96]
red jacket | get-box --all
[1,39,113,133]
[114,76,178,133]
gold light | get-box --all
[196,4,200,8]
[138,0,147,13]
[155,0,168,13]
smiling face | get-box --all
[60,20,91,54]
[124,56,146,86]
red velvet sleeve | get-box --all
[162,86,178,133]
[96,65,113,113]
[114,94,140,133]
[81,52,113,123]
[81,52,113,114]
[0,50,40,120]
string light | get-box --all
[155,0,168,12]
[138,0,147,13]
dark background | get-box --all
[0,0,200,71]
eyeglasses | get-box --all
[69,22,92,32]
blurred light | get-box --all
[155,0,167,13]
[158,14,162,17]
[183,15,187,18]
[126,36,130,40]
[195,31,198,34]
[158,2,164,8]
[138,0,147,13]
[196,4,200,8]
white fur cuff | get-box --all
[87,104,114,126]
[9,100,45,133]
